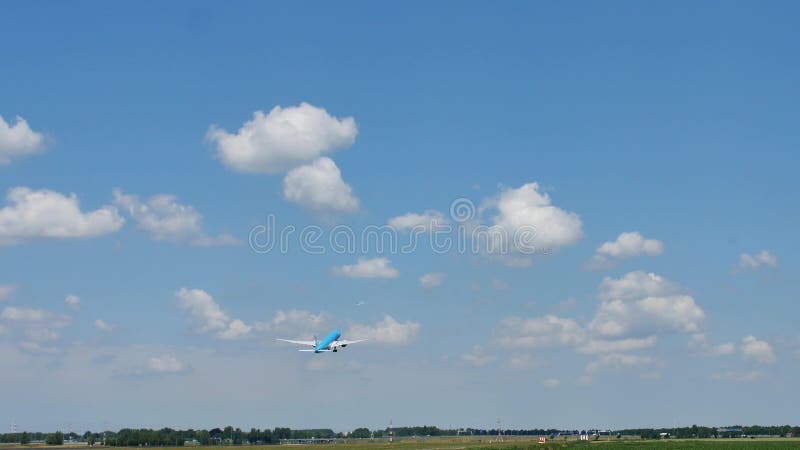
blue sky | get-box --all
[1,0,798,433]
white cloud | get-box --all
[541,378,561,388]
[0,306,70,351]
[175,288,251,340]
[1,306,51,322]
[589,231,664,268]
[493,314,659,355]
[741,335,776,364]
[589,295,705,338]
[25,327,60,342]
[0,284,15,301]
[348,315,420,345]
[494,315,586,349]
[738,250,778,271]
[585,353,661,374]
[484,182,583,265]
[491,279,510,290]
[419,272,445,289]
[94,319,114,332]
[217,319,252,340]
[256,309,329,342]
[388,210,447,232]
[262,309,327,333]
[0,115,46,165]
[598,271,680,301]
[577,336,658,354]
[64,295,80,310]
[332,257,399,279]
[506,353,540,370]
[282,157,359,215]
[711,370,764,382]
[461,345,496,366]
[0,187,124,244]
[478,271,713,378]
[207,102,357,174]
[19,341,59,354]
[113,189,238,246]
[593,272,704,339]
[147,354,189,374]
[689,334,736,357]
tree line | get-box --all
[1,424,798,445]
[618,425,800,439]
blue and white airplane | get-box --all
[277,329,367,353]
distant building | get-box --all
[716,428,743,438]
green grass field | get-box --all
[5,439,800,450]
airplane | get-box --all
[276,329,367,353]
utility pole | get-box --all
[496,419,503,443]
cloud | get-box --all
[589,232,664,269]
[217,319,252,340]
[506,354,540,370]
[0,187,124,244]
[348,315,420,345]
[494,315,586,349]
[577,336,658,354]
[711,370,765,382]
[0,284,15,301]
[461,345,496,366]
[0,306,70,352]
[94,319,114,332]
[64,295,80,310]
[175,288,251,340]
[0,115,46,165]
[589,295,705,338]
[491,279,510,290]
[585,353,661,374]
[1,306,51,322]
[541,378,561,388]
[493,314,659,355]
[260,309,328,335]
[282,157,359,215]
[741,335,776,364]
[207,102,357,174]
[476,271,714,379]
[19,341,59,354]
[25,327,60,342]
[737,250,778,271]
[483,182,583,265]
[332,257,399,279]
[113,189,238,246]
[147,354,190,374]
[419,272,445,289]
[598,271,680,301]
[388,210,447,232]
[689,334,736,357]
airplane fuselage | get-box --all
[315,329,341,353]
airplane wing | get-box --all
[298,349,332,352]
[337,339,368,345]
[276,338,317,346]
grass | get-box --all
[5,439,800,450]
